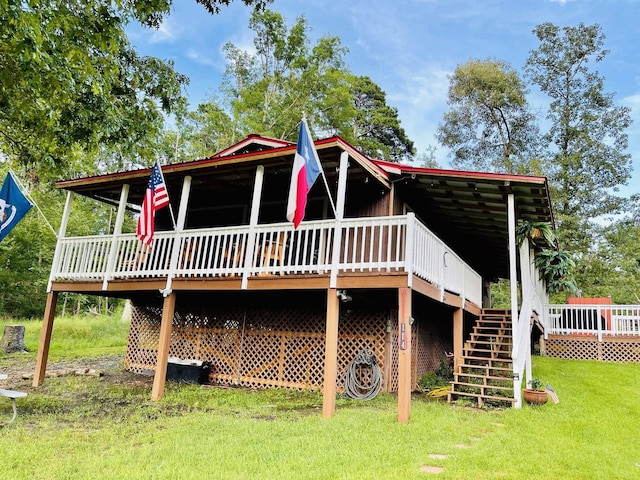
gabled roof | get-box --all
[211,134,295,158]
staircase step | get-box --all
[467,339,512,346]
[472,331,511,338]
[448,390,516,407]
[451,381,513,393]
[462,350,512,360]
[460,364,513,375]
[454,373,513,383]
[462,355,513,365]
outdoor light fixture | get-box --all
[337,290,352,302]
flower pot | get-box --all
[523,389,548,405]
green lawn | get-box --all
[1,315,639,479]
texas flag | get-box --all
[286,119,322,228]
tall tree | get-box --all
[437,58,542,174]
[346,76,415,161]
[524,23,633,252]
[0,0,270,179]
[182,9,414,161]
[220,9,352,141]
[0,0,270,317]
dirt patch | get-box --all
[0,354,145,391]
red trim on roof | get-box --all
[55,135,388,188]
[211,133,295,158]
[371,159,548,184]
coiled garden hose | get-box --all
[342,349,382,400]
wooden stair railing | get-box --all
[448,309,516,408]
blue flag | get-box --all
[0,173,33,242]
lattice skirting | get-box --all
[124,294,452,392]
[545,334,640,363]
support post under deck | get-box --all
[151,292,176,401]
[33,291,58,386]
[397,287,412,424]
[322,288,340,417]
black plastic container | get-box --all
[166,359,211,384]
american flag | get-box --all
[546,383,559,404]
[137,161,170,246]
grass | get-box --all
[0,313,130,363]
[1,314,639,479]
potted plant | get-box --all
[516,220,556,248]
[523,378,548,405]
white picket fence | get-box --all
[49,214,482,305]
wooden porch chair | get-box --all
[121,243,150,272]
[259,232,287,276]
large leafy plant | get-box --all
[533,248,578,294]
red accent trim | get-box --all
[371,158,548,184]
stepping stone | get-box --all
[428,454,447,460]
[420,465,444,474]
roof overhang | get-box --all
[374,160,553,280]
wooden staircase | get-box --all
[448,309,516,408]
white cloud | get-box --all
[148,18,180,44]
[185,49,219,68]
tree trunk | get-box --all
[1,324,27,353]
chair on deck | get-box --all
[259,232,287,276]
[120,243,150,272]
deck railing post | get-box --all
[330,151,348,288]
[102,185,129,290]
[48,191,74,292]
[405,213,415,288]
[242,165,264,289]
[164,176,192,294]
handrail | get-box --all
[49,215,483,304]
[511,241,548,404]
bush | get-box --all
[417,358,453,393]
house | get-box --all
[32,133,553,422]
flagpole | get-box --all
[156,162,177,230]
[319,164,337,218]
[301,118,337,219]
[9,170,58,239]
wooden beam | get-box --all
[151,292,176,401]
[33,291,58,387]
[322,288,340,418]
[453,308,464,373]
[397,287,412,424]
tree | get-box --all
[0,0,271,178]
[0,0,270,317]
[220,9,352,141]
[0,1,191,178]
[346,76,415,161]
[573,220,640,303]
[524,23,633,252]
[183,9,414,161]
[437,59,542,174]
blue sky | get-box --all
[128,0,640,197]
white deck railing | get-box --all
[543,304,640,341]
[49,214,482,305]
